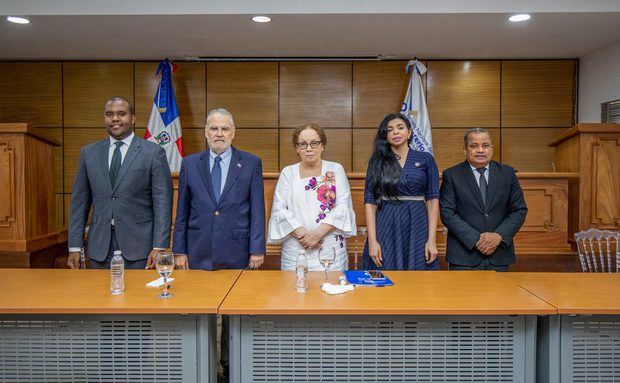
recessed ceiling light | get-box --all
[6,16,30,24]
[252,16,271,23]
[508,14,531,22]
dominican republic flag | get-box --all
[401,59,433,155]
[146,59,184,173]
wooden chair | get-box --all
[574,228,620,272]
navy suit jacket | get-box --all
[172,147,266,270]
[440,160,527,266]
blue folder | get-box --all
[344,270,394,287]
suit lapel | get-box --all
[485,161,499,210]
[98,139,113,194]
[219,147,243,205]
[198,151,217,205]
[112,136,141,193]
[460,161,485,211]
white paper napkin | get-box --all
[321,282,354,295]
[146,277,175,288]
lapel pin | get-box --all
[237,162,242,168]
[415,162,421,167]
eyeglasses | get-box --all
[297,140,322,149]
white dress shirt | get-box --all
[209,146,233,195]
[108,132,134,168]
[470,163,489,187]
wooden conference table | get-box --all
[511,273,620,383]
[2,270,620,383]
[220,271,555,383]
[0,269,241,383]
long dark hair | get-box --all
[366,113,411,202]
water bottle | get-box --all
[295,250,308,293]
[110,250,124,295]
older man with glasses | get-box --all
[172,108,266,381]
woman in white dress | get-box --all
[268,124,356,271]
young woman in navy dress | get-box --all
[362,113,440,270]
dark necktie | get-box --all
[476,167,487,205]
[109,141,123,187]
[212,155,222,202]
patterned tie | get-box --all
[476,167,487,205]
[109,141,123,187]
[212,155,222,202]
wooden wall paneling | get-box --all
[279,128,352,171]
[0,62,62,128]
[207,62,278,128]
[177,128,206,157]
[63,62,134,128]
[502,128,567,172]
[63,194,71,231]
[134,62,206,128]
[352,128,376,173]
[233,129,279,172]
[352,61,408,128]
[502,60,576,127]
[55,194,65,231]
[43,128,64,194]
[135,127,206,158]
[432,128,501,172]
[279,62,352,128]
[426,61,500,127]
[348,176,366,227]
[263,176,276,229]
[63,128,109,191]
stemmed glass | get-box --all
[318,246,336,283]
[155,252,174,299]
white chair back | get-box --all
[574,228,620,272]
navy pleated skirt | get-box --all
[362,200,439,271]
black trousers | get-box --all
[449,257,509,272]
[221,315,230,380]
[89,228,147,269]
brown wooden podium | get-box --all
[550,123,620,234]
[0,123,65,267]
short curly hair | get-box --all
[291,124,327,148]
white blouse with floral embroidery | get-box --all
[268,160,356,271]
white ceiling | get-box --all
[0,1,619,60]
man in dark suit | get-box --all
[67,96,173,269]
[172,108,265,381]
[440,128,527,271]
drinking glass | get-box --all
[155,252,174,299]
[318,246,336,283]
